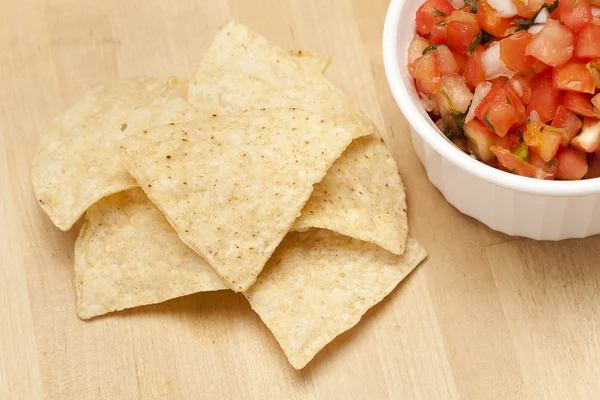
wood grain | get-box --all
[2,0,600,398]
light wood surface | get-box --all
[2,1,600,399]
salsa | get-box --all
[408,0,600,180]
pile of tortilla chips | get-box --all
[32,20,426,370]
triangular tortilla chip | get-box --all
[32,76,197,230]
[75,188,226,320]
[293,135,409,255]
[188,20,375,139]
[118,108,353,291]
[244,229,426,369]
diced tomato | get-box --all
[585,153,600,178]
[494,133,521,151]
[477,0,517,37]
[429,24,448,44]
[475,86,521,137]
[524,113,564,162]
[574,23,600,59]
[446,11,482,55]
[413,51,441,95]
[490,76,509,87]
[506,70,534,105]
[435,45,458,76]
[453,52,468,74]
[464,119,497,162]
[500,31,534,72]
[408,35,430,74]
[463,45,487,90]
[416,0,455,36]
[512,0,555,18]
[491,145,552,179]
[571,117,600,152]
[529,150,558,179]
[563,91,596,117]
[526,20,576,67]
[552,63,596,94]
[434,74,474,114]
[555,147,589,179]
[531,60,551,74]
[435,45,460,76]
[558,0,592,32]
[552,105,583,147]
[528,71,562,122]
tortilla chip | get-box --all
[293,135,408,255]
[119,108,353,291]
[32,76,195,231]
[245,229,426,369]
[290,50,331,74]
[188,20,375,139]
[74,188,226,319]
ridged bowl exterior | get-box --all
[383,0,600,240]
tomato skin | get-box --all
[556,147,589,180]
[463,45,486,90]
[528,71,562,122]
[429,24,447,44]
[477,0,517,38]
[445,11,481,56]
[552,105,584,147]
[413,51,442,95]
[552,63,596,94]
[563,91,596,117]
[529,150,558,179]
[475,86,521,137]
[526,20,576,67]
[558,0,592,33]
[574,23,600,59]
[416,0,455,36]
[491,145,553,179]
[500,31,534,72]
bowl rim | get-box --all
[382,0,600,197]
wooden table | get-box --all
[2,1,600,399]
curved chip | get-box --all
[245,229,426,369]
[189,20,375,139]
[119,108,353,292]
[75,188,226,320]
[32,76,196,231]
[293,135,408,255]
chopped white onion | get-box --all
[448,0,466,9]
[487,0,518,18]
[466,82,493,124]
[482,42,516,80]
[592,7,600,18]
[534,8,550,24]
[528,24,545,35]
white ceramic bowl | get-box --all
[383,0,600,240]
